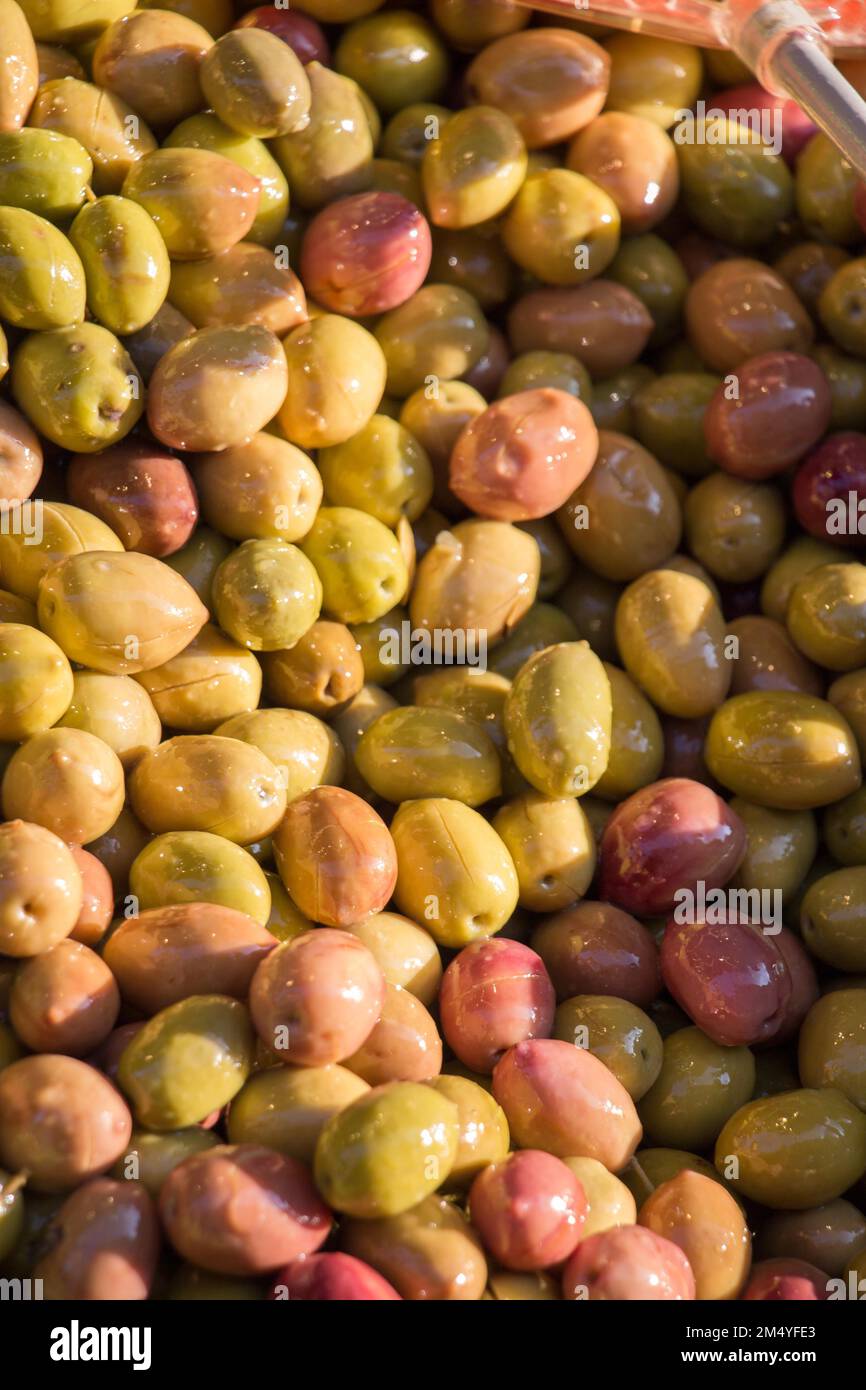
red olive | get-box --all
[300,192,432,318]
[599,778,746,917]
[268,1252,401,1301]
[439,938,555,1073]
[704,352,831,480]
[793,432,866,548]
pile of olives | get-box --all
[1,0,866,1303]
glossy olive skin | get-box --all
[356,704,500,808]
[69,194,169,337]
[163,110,287,247]
[706,692,862,811]
[374,283,488,400]
[104,902,274,1014]
[200,28,310,139]
[147,325,288,454]
[793,433,866,549]
[0,205,86,330]
[129,733,286,845]
[561,1155,636,1239]
[345,982,441,1087]
[493,792,595,912]
[269,1253,401,1301]
[662,918,815,1048]
[716,1089,866,1209]
[705,352,832,481]
[9,939,119,1057]
[728,616,822,699]
[508,281,652,382]
[12,321,143,453]
[67,442,198,557]
[28,75,156,194]
[160,1144,331,1276]
[639,1026,756,1151]
[35,1178,159,1301]
[193,433,322,545]
[685,472,786,584]
[600,778,745,917]
[68,846,114,948]
[217,707,343,802]
[273,787,396,929]
[469,1149,586,1272]
[228,1064,369,1165]
[271,62,373,212]
[798,989,866,1111]
[117,995,254,1132]
[616,569,730,718]
[249,928,384,1067]
[261,621,362,720]
[439,939,554,1075]
[167,243,307,337]
[314,1081,459,1219]
[553,995,663,1102]
[134,624,261,733]
[55,669,154,778]
[2,726,125,845]
[788,563,866,672]
[567,111,677,234]
[424,1074,509,1190]
[685,259,813,375]
[559,430,680,582]
[504,641,611,798]
[346,912,441,1008]
[410,516,539,645]
[0,622,73,742]
[562,1223,695,1301]
[341,1193,486,1300]
[493,1038,641,1170]
[730,798,817,904]
[757,1199,866,1277]
[742,1257,828,1301]
[450,389,597,524]
[0,1055,131,1193]
[93,9,213,130]
[532,900,661,1009]
[301,191,431,318]
[123,147,260,260]
[761,536,843,623]
[639,1170,751,1300]
[422,105,526,230]
[465,27,609,150]
[631,373,717,477]
[111,1127,220,1198]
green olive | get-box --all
[391,797,518,949]
[801,867,866,971]
[492,791,595,912]
[706,692,862,811]
[553,995,663,1101]
[639,1027,756,1151]
[313,1081,459,1218]
[69,195,170,336]
[715,1089,866,1209]
[117,994,255,1131]
[0,127,92,221]
[504,641,612,797]
[300,507,408,625]
[129,830,271,924]
[11,321,143,452]
[271,62,373,212]
[729,798,817,900]
[0,206,86,329]
[422,105,526,228]
[356,705,501,807]
[503,168,620,286]
[799,990,866,1112]
[165,112,288,247]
